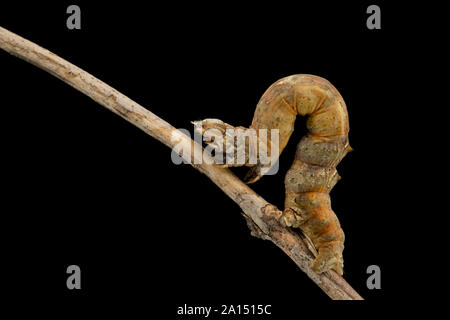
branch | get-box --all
[0,26,363,300]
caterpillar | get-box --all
[193,74,351,275]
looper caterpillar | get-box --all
[194,74,351,275]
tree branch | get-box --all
[0,26,363,300]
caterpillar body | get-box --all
[194,74,351,275]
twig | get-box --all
[0,26,363,300]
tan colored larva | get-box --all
[194,74,351,275]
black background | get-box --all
[0,1,431,316]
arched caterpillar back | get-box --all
[194,74,351,275]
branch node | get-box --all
[242,212,270,240]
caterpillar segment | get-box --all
[193,74,351,275]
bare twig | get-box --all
[0,26,363,300]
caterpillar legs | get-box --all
[283,206,344,275]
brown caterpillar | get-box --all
[194,74,351,275]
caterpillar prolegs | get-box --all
[194,74,351,275]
